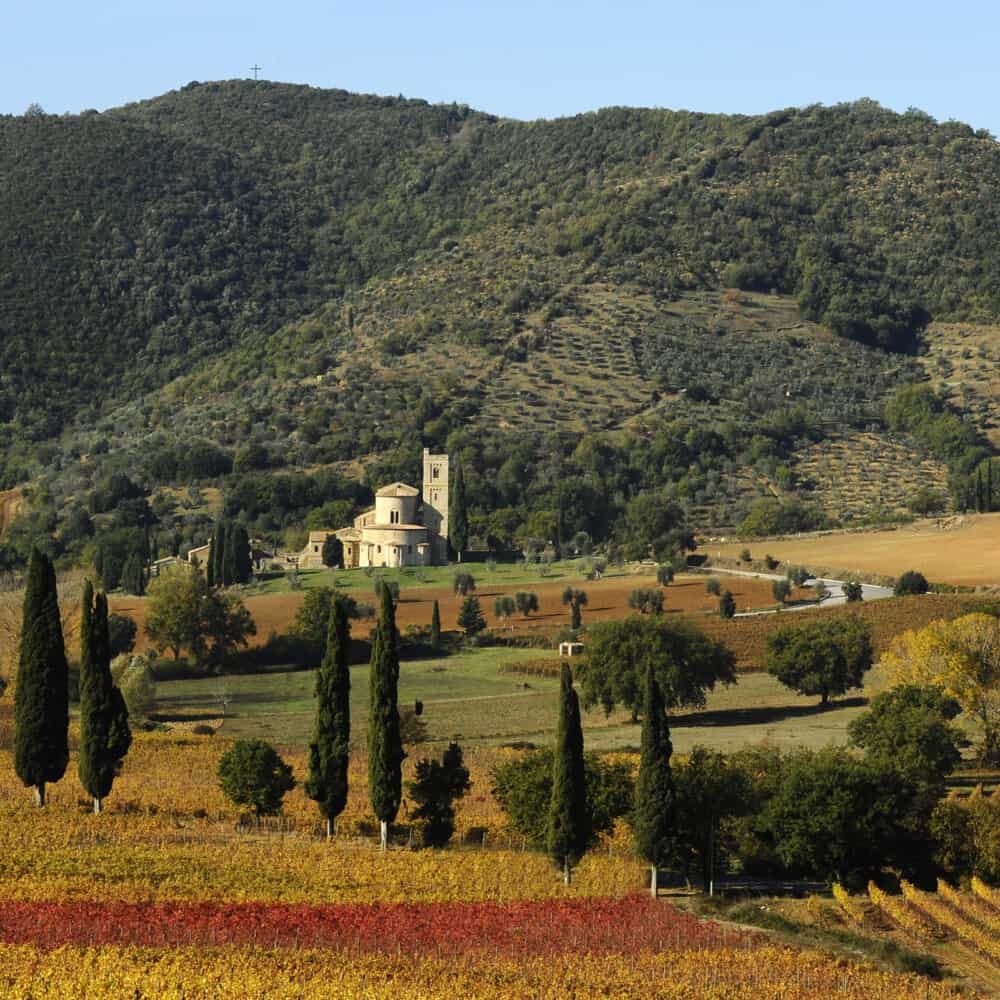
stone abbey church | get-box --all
[298,449,450,569]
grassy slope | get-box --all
[153,646,871,753]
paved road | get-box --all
[705,566,894,617]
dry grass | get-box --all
[709,513,1000,587]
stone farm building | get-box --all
[299,449,450,569]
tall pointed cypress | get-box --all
[14,547,69,806]
[430,599,441,648]
[78,587,132,814]
[368,583,404,849]
[206,537,215,588]
[231,522,252,584]
[225,521,243,585]
[211,518,232,587]
[306,596,351,839]
[634,663,676,897]
[212,520,228,587]
[547,662,590,885]
[989,461,995,514]
[451,461,468,562]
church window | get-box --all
[432,466,439,480]
[313,546,319,553]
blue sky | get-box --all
[5,1,999,132]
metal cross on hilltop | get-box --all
[250,64,262,80]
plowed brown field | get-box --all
[113,574,785,654]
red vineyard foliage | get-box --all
[0,896,758,956]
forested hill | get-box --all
[4,82,1000,437]
[2,81,1000,559]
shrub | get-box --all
[772,579,791,604]
[515,591,539,616]
[453,571,476,596]
[110,655,156,719]
[705,577,721,596]
[217,739,295,817]
[895,570,929,596]
[628,588,664,615]
[407,742,471,848]
[107,614,138,657]
[843,580,864,602]
[491,748,633,849]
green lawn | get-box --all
[245,559,629,596]
[152,644,877,754]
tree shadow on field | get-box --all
[148,710,221,724]
[668,696,867,729]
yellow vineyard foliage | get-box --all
[0,734,645,903]
[879,613,1000,753]
[0,734,546,841]
[0,944,966,999]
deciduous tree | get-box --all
[767,617,873,705]
[580,616,736,721]
[848,684,963,790]
[881,613,1000,764]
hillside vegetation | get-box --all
[1,82,999,563]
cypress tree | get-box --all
[430,599,441,648]
[78,587,132,814]
[211,520,227,587]
[224,521,239,587]
[634,663,676,897]
[368,583,405,850]
[989,461,995,514]
[547,663,590,885]
[977,468,985,513]
[305,596,351,839]
[451,461,468,563]
[206,538,215,588]
[230,522,252,584]
[121,552,145,596]
[14,547,69,806]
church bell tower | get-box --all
[422,448,449,563]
